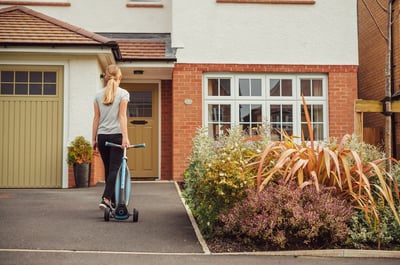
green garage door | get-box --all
[0,65,63,188]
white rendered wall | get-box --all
[0,0,172,33]
[171,0,358,65]
[65,57,103,188]
[67,58,101,142]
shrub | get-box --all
[347,205,400,250]
[183,127,263,237]
[346,163,400,249]
[219,181,353,250]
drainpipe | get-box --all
[390,0,397,159]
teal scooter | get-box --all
[103,141,145,222]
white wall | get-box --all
[0,0,171,33]
[67,58,101,143]
[172,0,358,65]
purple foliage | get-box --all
[219,181,353,250]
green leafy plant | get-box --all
[183,127,260,237]
[67,136,93,165]
[347,205,400,250]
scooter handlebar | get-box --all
[105,141,146,149]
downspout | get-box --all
[390,0,397,159]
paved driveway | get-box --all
[0,182,399,265]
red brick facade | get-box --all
[161,80,173,180]
[171,63,358,182]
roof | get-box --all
[0,5,114,46]
[117,40,167,60]
[0,6,176,61]
[100,33,176,61]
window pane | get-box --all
[301,79,311,96]
[313,80,323,96]
[281,79,292,96]
[270,104,281,122]
[1,71,14,82]
[239,104,250,122]
[208,78,231,96]
[251,104,262,122]
[251,79,262,96]
[44,72,56,83]
[282,104,293,122]
[208,104,231,139]
[44,84,56,95]
[239,79,250,96]
[30,84,42,95]
[15,84,28,95]
[313,124,324,140]
[1,83,13,94]
[221,104,231,122]
[270,104,293,139]
[208,79,219,96]
[30,72,42,82]
[128,91,152,117]
[301,105,311,122]
[313,105,323,122]
[270,79,280,96]
[16,71,28,82]
[301,104,324,141]
[220,79,231,96]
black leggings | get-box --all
[97,134,123,202]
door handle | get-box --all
[131,120,148,125]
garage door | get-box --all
[0,65,63,188]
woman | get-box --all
[92,64,130,209]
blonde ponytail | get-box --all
[102,65,122,105]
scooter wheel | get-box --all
[133,208,139,223]
[104,207,110,222]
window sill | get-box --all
[0,1,70,6]
[216,0,315,4]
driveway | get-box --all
[0,182,399,265]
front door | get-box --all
[124,83,159,179]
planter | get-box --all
[73,163,90,188]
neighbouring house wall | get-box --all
[357,0,387,131]
[358,0,400,157]
[172,63,358,182]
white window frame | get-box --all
[203,73,328,141]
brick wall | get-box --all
[172,63,358,182]
[358,0,387,130]
[161,80,173,180]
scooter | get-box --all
[103,141,145,222]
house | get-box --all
[357,0,400,159]
[0,0,358,188]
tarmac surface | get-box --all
[0,181,399,265]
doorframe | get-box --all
[122,80,161,180]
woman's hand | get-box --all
[122,137,130,149]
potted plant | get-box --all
[67,136,93,188]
